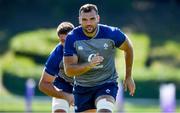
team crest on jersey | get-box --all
[106,89,111,93]
[78,46,83,50]
[104,43,108,50]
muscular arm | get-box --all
[119,37,134,78]
[38,70,70,99]
[63,54,104,77]
[119,36,135,96]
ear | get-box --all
[97,15,100,23]
[79,16,82,24]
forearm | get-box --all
[64,54,104,77]
[64,62,92,77]
[124,47,133,79]
[39,82,66,99]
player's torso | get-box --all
[73,26,118,87]
[58,59,73,83]
[53,45,73,83]
[75,38,115,67]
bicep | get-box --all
[40,71,56,83]
[119,37,133,51]
[63,54,78,66]
[63,55,78,76]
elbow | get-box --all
[38,81,44,92]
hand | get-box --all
[89,53,104,68]
[63,92,74,106]
[123,76,135,96]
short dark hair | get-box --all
[79,4,98,15]
[57,22,74,36]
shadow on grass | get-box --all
[2,72,45,96]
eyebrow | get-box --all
[81,16,96,20]
[90,17,95,20]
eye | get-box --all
[82,18,87,22]
[90,17,95,21]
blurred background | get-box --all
[0,0,180,112]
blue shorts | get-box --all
[73,82,118,112]
[53,76,73,94]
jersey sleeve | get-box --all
[113,27,126,48]
[64,33,77,56]
[44,44,63,76]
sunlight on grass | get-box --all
[1,95,180,112]
[0,95,51,112]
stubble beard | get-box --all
[84,25,97,34]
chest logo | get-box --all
[78,46,83,50]
[88,54,104,69]
[106,89,111,93]
[104,43,108,50]
[88,54,96,62]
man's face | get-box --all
[79,10,99,34]
[58,34,67,46]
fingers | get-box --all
[94,53,104,63]
[123,78,136,96]
[90,53,104,67]
[128,83,135,96]
[129,87,135,96]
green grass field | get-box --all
[0,94,180,113]
[1,67,180,113]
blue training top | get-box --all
[64,24,126,87]
[45,44,73,83]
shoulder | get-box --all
[66,26,83,42]
[68,26,82,36]
[50,44,63,55]
[55,43,63,51]
[99,24,116,31]
[99,24,122,35]
[99,24,126,47]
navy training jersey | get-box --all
[64,24,126,87]
[45,44,73,83]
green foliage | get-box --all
[130,33,150,67]
[116,33,180,81]
[2,52,43,79]
[1,29,59,96]
[149,61,180,81]
[116,33,150,76]
[10,29,58,56]
[159,41,179,57]
[151,41,180,67]
[0,58,2,77]
[1,52,44,95]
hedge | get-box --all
[10,29,58,59]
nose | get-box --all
[59,35,66,40]
[86,20,92,25]
[61,36,66,40]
